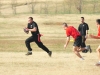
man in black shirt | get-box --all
[24,17,52,56]
[78,17,92,53]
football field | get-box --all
[0,52,100,75]
[0,14,100,75]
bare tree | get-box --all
[11,0,17,14]
[63,0,73,14]
[0,0,2,15]
[68,0,73,14]
[74,0,83,14]
[40,2,43,14]
[27,0,37,14]
[31,0,36,14]
[63,0,67,13]
[55,0,58,14]
[93,0,97,14]
[44,0,49,14]
[39,0,49,14]
[39,2,45,14]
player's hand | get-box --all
[89,34,94,38]
[26,28,29,31]
[24,28,29,34]
[64,44,67,49]
[85,35,88,39]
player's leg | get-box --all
[77,36,91,52]
[73,46,84,60]
[78,47,86,52]
[25,36,35,55]
[97,46,100,61]
[95,45,100,66]
[35,40,52,57]
[73,36,84,60]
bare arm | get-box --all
[86,24,89,38]
[64,36,70,48]
[86,30,88,38]
[90,34,100,39]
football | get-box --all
[24,28,29,34]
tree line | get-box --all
[0,0,99,15]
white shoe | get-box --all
[95,62,100,66]
[80,58,84,60]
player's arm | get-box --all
[78,25,81,31]
[90,34,100,39]
[86,24,89,38]
[86,30,88,38]
[64,36,70,48]
[28,27,37,32]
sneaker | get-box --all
[82,49,88,53]
[87,45,92,53]
[25,52,32,55]
[95,62,100,66]
[48,51,52,57]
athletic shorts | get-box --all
[73,36,83,47]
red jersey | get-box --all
[98,25,100,36]
[65,26,80,39]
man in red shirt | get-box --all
[90,19,100,66]
[63,23,88,60]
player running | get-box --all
[63,23,89,60]
[90,19,100,66]
[78,17,92,53]
[24,17,52,56]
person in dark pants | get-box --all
[78,17,92,53]
[24,17,52,56]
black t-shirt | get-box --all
[78,23,89,36]
[27,21,40,36]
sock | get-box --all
[28,51,32,53]
[85,46,88,50]
[80,57,84,60]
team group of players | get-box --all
[24,17,100,66]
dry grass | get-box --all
[0,14,100,52]
[0,14,100,75]
[0,52,100,75]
